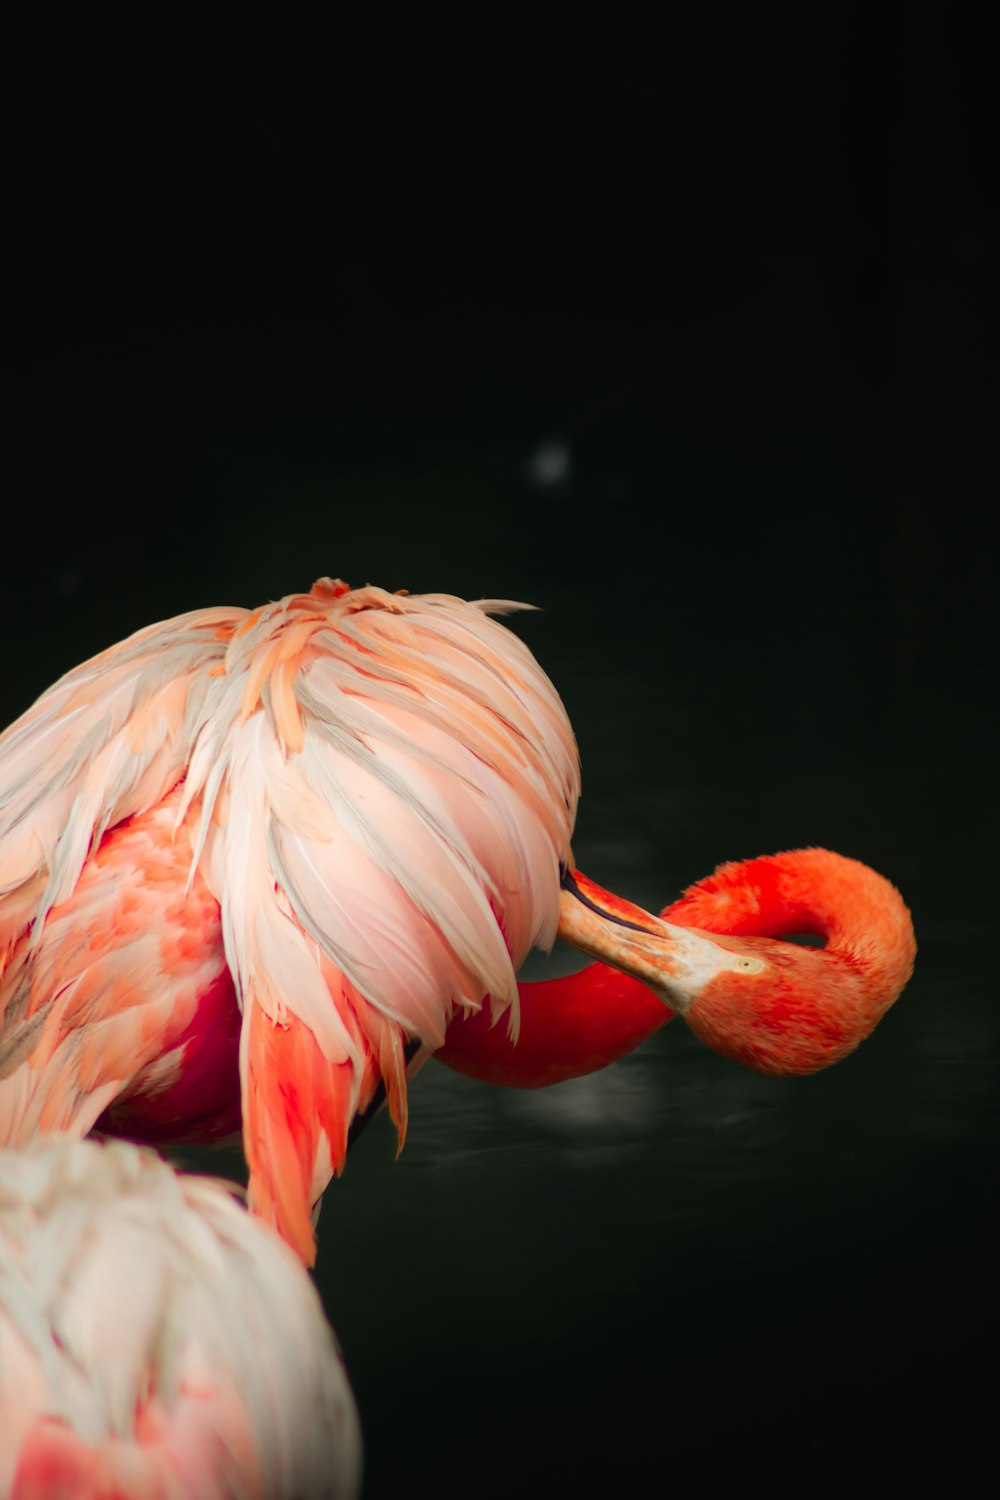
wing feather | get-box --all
[0,791,229,1148]
[0,606,246,965]
[198,584,578,1245]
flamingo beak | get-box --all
[556,867,739,1015]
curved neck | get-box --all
[434,962,673,1087]
[662,847,915,977]
[434,848,915,1087]
[669,847,916,1076]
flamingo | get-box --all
[0,1134,361,1500]
[0,579,915,1264]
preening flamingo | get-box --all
[0,1135,361,1500]
[0,579,914,1264]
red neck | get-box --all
[672,848,916,1074]
[433,848,915,1087]
[663,847,916,983]
[434,961,672,1088]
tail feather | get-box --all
[243,1003,373,1266]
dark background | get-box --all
[3,5,996,1493]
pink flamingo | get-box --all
[0,580,915,1263]
[0,1135,361,1500]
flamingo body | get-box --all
[0,1136,361,1499]
[0,581,579,1260]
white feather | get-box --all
[0,1136,361,1500]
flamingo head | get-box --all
[557,860,915,1077]
[663,931,896,1075]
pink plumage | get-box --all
[0,580,579,1260]
[0,1135,361,1499]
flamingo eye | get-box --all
[736,956,764,974]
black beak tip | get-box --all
[559,866,653,936]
